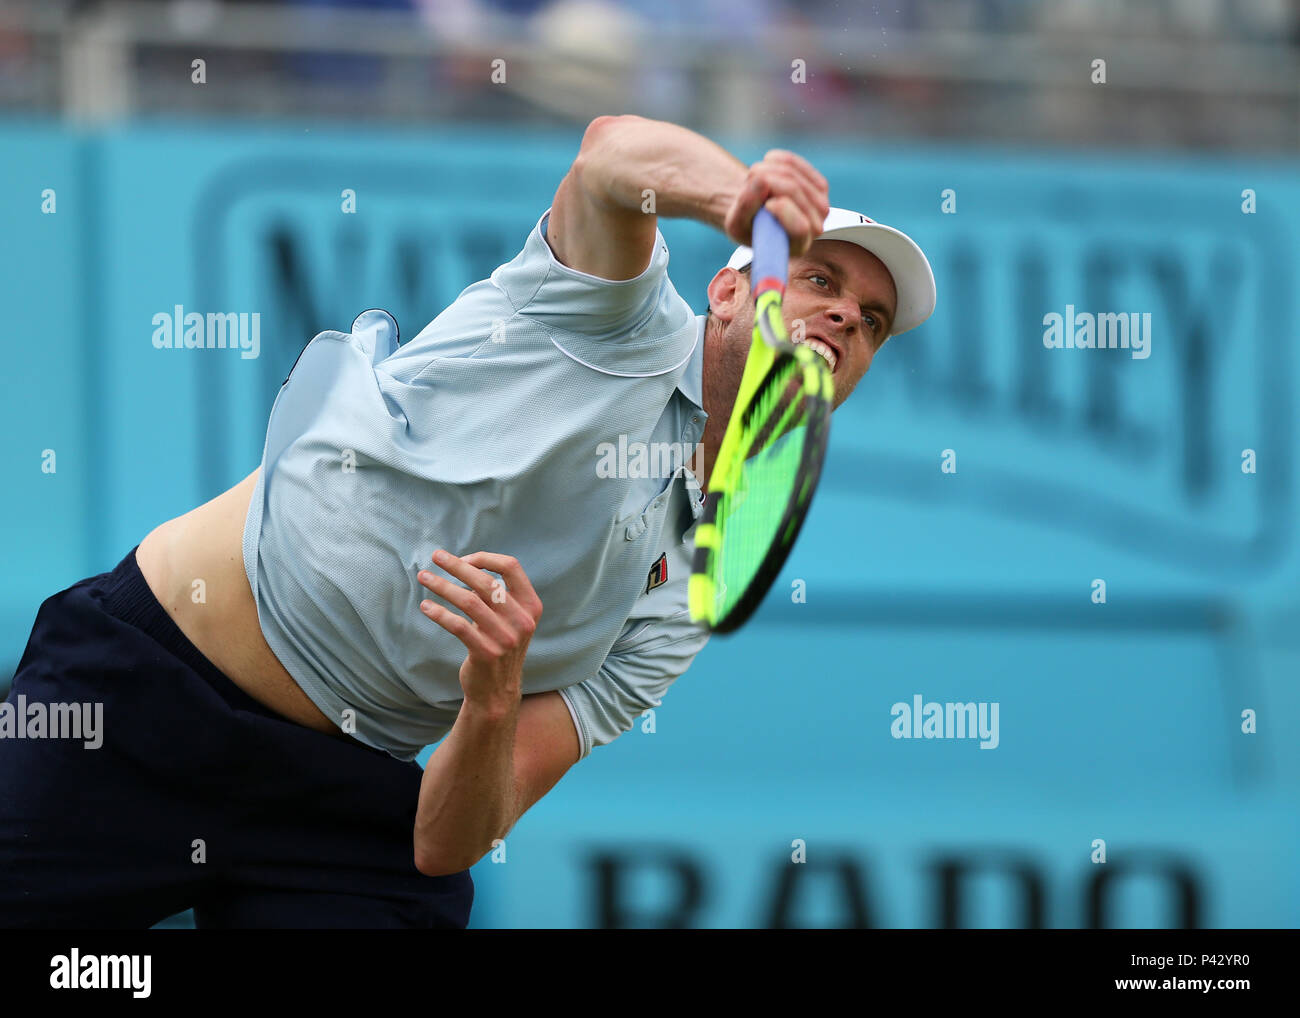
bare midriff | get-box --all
[134,468,346,739]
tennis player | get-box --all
[0,115,934,928]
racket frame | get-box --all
[689,215,834,632]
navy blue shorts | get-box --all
[0,545,473,929]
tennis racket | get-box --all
[689,209,834,633]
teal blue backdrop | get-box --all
[2,119,1297,927]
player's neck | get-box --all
[697,313,733,493]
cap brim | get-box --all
[816,222,936,336]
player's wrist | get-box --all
[460,690,521,724]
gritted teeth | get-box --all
[795,336,838,373]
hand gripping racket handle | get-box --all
[749,208,789,297]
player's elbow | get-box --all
[580,114,617,149]
[414,844,480,878]
[573,115,647,186]
[413,850,443,878]
[414,854,456,878]
[414,827,509,877]
[579,114,640,155]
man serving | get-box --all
[0,115,934,928]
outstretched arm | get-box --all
[546,114,830,282]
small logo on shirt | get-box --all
[646,553,668,593]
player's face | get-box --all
[708,239,899,413]
[779,239,898,409]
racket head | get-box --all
[690,347,832,632]
[690,233,835,633]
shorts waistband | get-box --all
[99,544,267,712]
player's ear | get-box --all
[705,267,748,325]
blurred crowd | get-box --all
[108,0,1300,43]
[0,0,1296,150]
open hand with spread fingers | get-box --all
[416,550,544,716]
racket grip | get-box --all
[750,208,789,295]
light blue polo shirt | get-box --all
[243,209,712,761]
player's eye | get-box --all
[810,274,829,288]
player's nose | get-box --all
[821,305,863,363]
[824,298,862,337]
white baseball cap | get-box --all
[726,207,937,336]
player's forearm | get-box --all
[413,696,520,877]
[575,115,748,232]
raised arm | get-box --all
[546,114,831,282]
